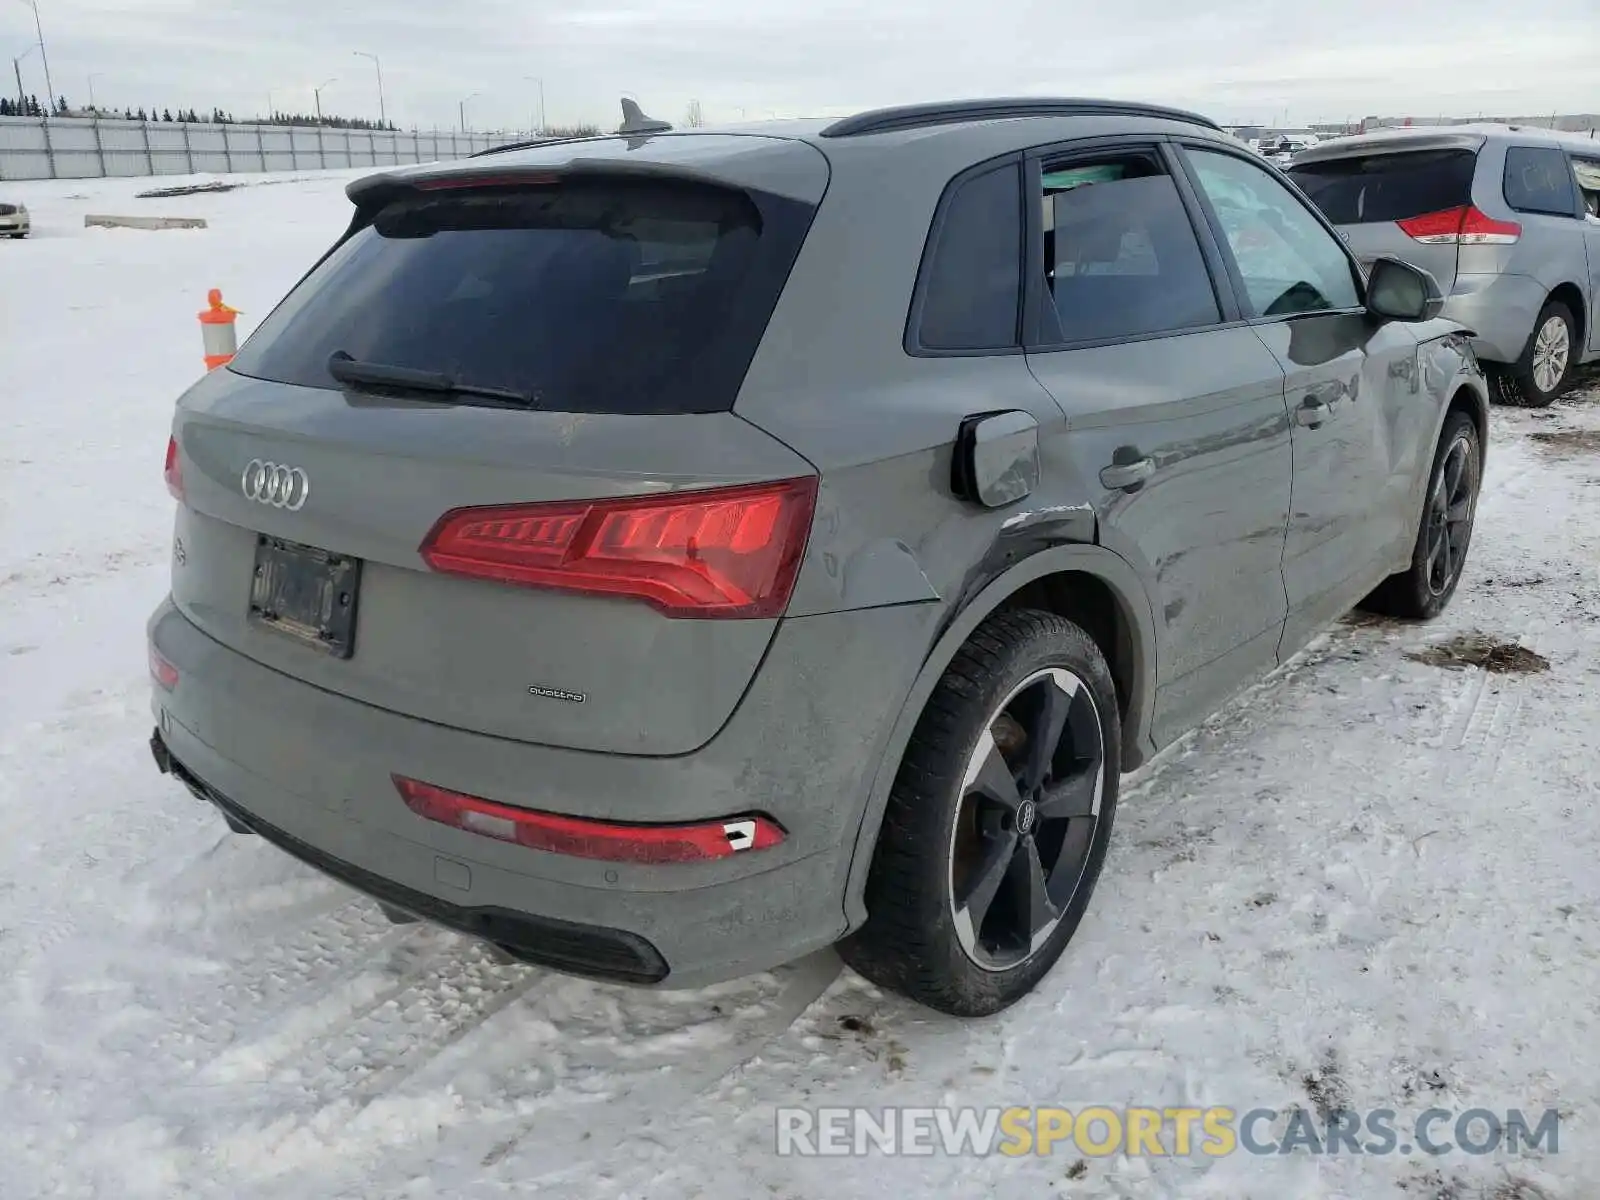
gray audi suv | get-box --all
[148,97,1489,1017]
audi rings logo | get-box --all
[241,459,311,511]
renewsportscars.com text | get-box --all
[775,1105,1562,1158]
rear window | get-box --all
[1289,148,1477,224]
[228,176,814,415]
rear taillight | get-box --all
[1458,206,1523,244]
[149,644,179,690]
[164,436,183,500]
[418,477,819,619]
[1397,205,1521,245]
[393,776,786,863]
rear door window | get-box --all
[1289,149,1477,224]
[1034,151,1223,344]
[1573,157,1600,217]
[1503,146,1580,217]
[228,176,813,415]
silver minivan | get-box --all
[1290,125,1600,406]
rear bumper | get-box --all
[1443,272,1548,364]
[151,729,670,982]
[146,594,937,988]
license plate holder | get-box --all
[248,535,361,659]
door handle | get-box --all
[1295,398,1331,428]
[1100,456,1155,491]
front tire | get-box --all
[1360,410,1481,620]
[1492,300,1576,408]
[838,608,1120,1018]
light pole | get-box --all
[458,91,479,133]
[87,71,101,111]
[314,76,336,124]
[524,75,544,133]
[354,51,384,126]
[12,41,36,111]
[15,0,52,115]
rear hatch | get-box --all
[1289,138,1485,293]
[167,139,829,756]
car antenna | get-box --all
[618,97,673,135]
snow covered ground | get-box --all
[2,171,1599,1200]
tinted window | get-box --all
[228,176,813,415]
[1037,153,1221,344]
[1503,146,1579,216]
[1186,148,1361,318]
[916,163,1022,350]
[1289,148,1476,224]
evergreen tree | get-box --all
[28,94,41,118]
[162,108,173,122]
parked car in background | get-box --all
[1289,125,1600,406]
[1273,139,1313,167]
[1260,134,1319,167]
[0,199,29,238]
[148,96,1489,1018]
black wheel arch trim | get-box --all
[838,542,1159,927]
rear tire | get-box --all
[1360,410,1481,620]
[1492,300,1575,408]
[838,608,1120,1018]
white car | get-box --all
[0,200,30,238]
[1264,135,1320,168]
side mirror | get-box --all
[952,410,1039,508]
[1366,255,1445,322]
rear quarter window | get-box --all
[228,175,815,416]
[1289,148,1477,224]
[913,162,1023,351]
[1502,146,1580,217]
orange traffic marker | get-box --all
[198,288,241,370]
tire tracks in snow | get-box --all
[190,950,842,1196]
[471,951,843,1175]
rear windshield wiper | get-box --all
[327,351,540,408]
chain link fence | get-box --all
[0,116,528,181]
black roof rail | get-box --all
[819,97,1221,139]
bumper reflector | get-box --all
[392,776,785,864]
[149,644,179,690]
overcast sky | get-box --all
[4,0,1597,133]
